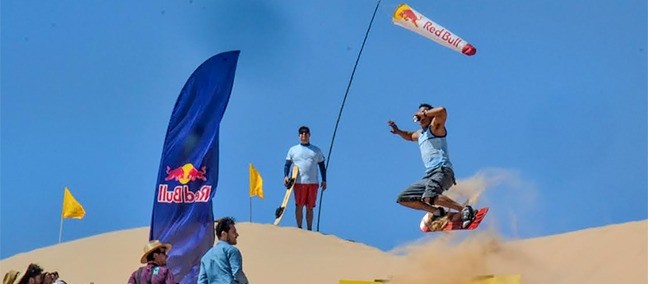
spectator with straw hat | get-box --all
[128,240,175,284]
[3,270,19,284]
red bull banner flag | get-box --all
[150,50,240,284]
[392,3,477,56]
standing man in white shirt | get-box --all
[284,126,327,231]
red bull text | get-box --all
[157,184,211,203]
[422,21,463,48]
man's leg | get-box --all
[295,205,304,229]
[397,179,444,215]
[429,195,463,211]
[425,168,475,227]
[294,184,308,229]
[304,184,318,231]
[423,168,464,212]
[397,200,439,214]
[306,206,314,231]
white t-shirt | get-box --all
[286,143,325,184]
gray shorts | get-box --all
[396,167,455,203]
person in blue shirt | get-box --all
[198,217,248,284]
[388,104,475,229]
[284,126,327,231]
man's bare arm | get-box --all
[416,107,447,136]
[388,120,418,141]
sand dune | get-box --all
[2,220,646,284]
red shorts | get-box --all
[293,183,319,207]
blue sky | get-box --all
[1,0,646,259]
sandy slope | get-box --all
[1,220,646,284]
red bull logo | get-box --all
[164,163,207,184]
[399,9,420,27]
[158,163,211,203]
[392,3,477,57]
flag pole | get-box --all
[58,216,63,243]
[317,0,381,232]
[59,188,64,243]
[249,197,252,222]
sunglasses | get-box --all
[299,131,310,135]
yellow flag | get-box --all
[466,275,521,284]
[249,163,264,199]
[62,187,86,219]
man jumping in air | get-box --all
[388,103,475,228]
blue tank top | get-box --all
[418,127,453,173]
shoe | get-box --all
[432,207,446,221]
[461,205,475,228]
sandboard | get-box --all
[419,207,489,232]
[273,165,299,225]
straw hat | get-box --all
[140,240,172,264]
[3,270,20,284]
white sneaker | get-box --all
[461,206,475,228]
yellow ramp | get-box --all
[467,275,521,284]
[339,280,389,284]
[340,275,520,284]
